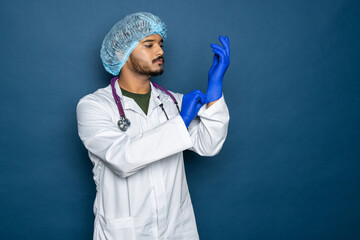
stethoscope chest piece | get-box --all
[118,116,131,132]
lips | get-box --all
[154,58,164,64]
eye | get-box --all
[145,44,152,48]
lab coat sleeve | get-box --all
[186,94,230,156]
[76,97,193,178]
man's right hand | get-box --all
[180,90,206,128]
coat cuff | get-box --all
[198,94,226,117]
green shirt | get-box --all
[120,87,151,115]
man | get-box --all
[77,12,230,239]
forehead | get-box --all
[140,34,163,42]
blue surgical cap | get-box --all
[100,12,167,76]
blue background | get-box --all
[1,0,359,239]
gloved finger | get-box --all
[192,90,206,98]
[212,48,226,64]
[219,35,230,57]
[211,43,227,57]
[187,91,204,103]
[211,45,228,64]
[213,44,230,65]
[219,36,229,56]
[211,43,225,51]
[190,90,205,102]
[196,93,206,105]
[200,97,208,104]
[212,46,225,58]
[219,36,230,62]
[189,89,204,95]
[197,92,206,103]
[186,92,204,109]
[195,101,204,112]
[196,99,204,107]
[211,51,219,66]
[224,36,230,57]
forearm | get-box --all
[77,100,193,178]
[188,95,230,156]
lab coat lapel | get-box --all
[147,82,163,117]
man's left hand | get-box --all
[206,35,230,103]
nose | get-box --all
[155,44,163,56]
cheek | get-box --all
[135,49,153,62]
[130,55,148,68]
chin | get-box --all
[150,69,164,77]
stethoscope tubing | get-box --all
[110,76,180,131]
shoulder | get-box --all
[166,89,183,103]
[77,84,113,111]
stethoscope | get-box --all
[111,76,180,131]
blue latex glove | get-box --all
[180,90,206,128]
[206,35,230,102]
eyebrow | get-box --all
[142,39,163,44]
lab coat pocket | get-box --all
[97,213,136,240]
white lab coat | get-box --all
[76,80,230,240]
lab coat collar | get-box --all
[114,79,163,117]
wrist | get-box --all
[205,90,222,102]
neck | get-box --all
[118,67,151,94]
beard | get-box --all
[129,54,164,77]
